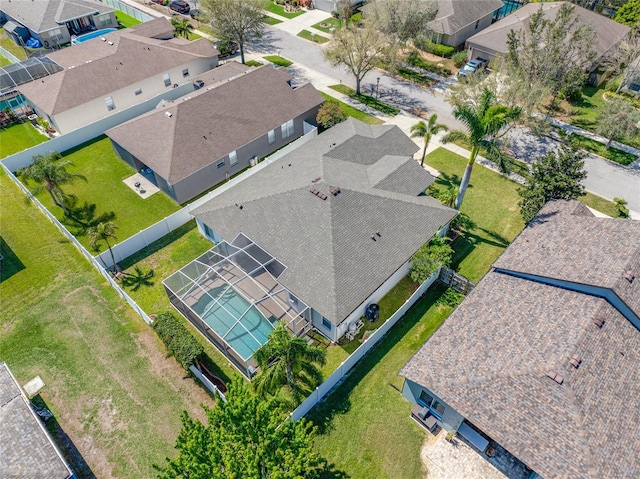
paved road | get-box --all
[249,28,640,213]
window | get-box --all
[418,390,446,418]
[163,73,171,87]
[49,28,64,42]
[182,68,189,77]
[268,129,276,144]
[281,119,294,139]
[203,223,214,239]
[134,87,142,95]
[418,391,434,408]
[229,150,238,166]
[630,83,640,92]
[105,96,115,111]
[216,159,225,168]
[99,14,111,27]
[322,318,332,330]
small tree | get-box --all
[171,17,194,39]
[410,114,448,167]
[365,0,438,51]
[316,101,348,128]
[325,25,391,95]
[517,147,587,224]
[88,221,118,272]
[410,235,453,283]
[613,0,640,27]
[614,197,630,218]
[596,98,640,149]
[152,311,204,370]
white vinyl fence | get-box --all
[290,269,441,420]
[101,0,155,22]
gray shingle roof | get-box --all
[428,0,504,35]
[192,119,457,324]
[0,363,72,479]
[466,1,630,59]
[0,0,114,34]
[105,64,324,183]
[17,18,217,115]
[401,200,640,478]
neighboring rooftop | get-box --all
[466,1,630,59]
[105,64,324,184]
[0,363,73,479]
[0,0,114,33]
[401,200,640,478]
[17,18,217,115]
[192,118,457,324]
[428,0,504,35]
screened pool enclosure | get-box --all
[163,234,311,376]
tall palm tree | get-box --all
[88,221,118,272]
[410,114,448,167]
[441,88,521,209]
[171,17,194,39]
[253,322,326,404]
[17,151,86,215]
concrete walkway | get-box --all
[267,9,330,36]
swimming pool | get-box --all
[198,286,274,361]
[71,28,117,45]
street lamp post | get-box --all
[376,77,380,100]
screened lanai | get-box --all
[0,57,63,91]
[163,233,311,376]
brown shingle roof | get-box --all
[428,0,504,35]
[401,200,640,478]
[105,64,324,183]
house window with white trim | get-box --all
[163,73,171,87]
[229,150,238,166]
[105,96,115,111]
[322,318,332,330]
[217,159,225,168]
[418,390,446,418]
[281,119,294,139]
[268,129,276,144]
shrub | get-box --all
[349,12,362,25]
[317,101,348,128]
[152,311,204,370]
[406,50,451,76]
[452,51,467,68]
[614,197,629,218]
[245,59,263,67]
[436,288,464,307]
[331,10,340,18]
[410,235,453,283]
[414,38,455,58]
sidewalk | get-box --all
[266,9,330,37]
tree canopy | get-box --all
[156,377,325,479]
[88,220,118,271]
[410,235,453,283]
[365,0,438,49]
[171,17,193,39]
[614,0,640,27]
[316,101,348,128]
[517,147,587,224]
[410,114,448,167]
[596,97,640,149]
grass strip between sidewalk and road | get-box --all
[297,29,329,44]
[329,84,399,116]
[320,92,383,125]
[263,55,293,67]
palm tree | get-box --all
[441,88,521,209]
[410,114,448,167]
[17,151,86,215]
[171,17,193,39]
[253,322,326,404]
[88,221,118,272]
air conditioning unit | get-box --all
[249,156,258,166]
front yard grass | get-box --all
[329,84,400,116]
[320,92,384,125]
[21,136,180,252]
[297,29,329,44]
[311,17,342,33]
[310,284,455,479]
[563,131,638,166]
[580,191,620,217]
[566,86,606,132]
[426,148,525,282]
[0,170,217,478]
[263,55,293,67]
[115,10,142,28]
[264,2,306,18]
[0,122,48,158]
[263,15,283,25]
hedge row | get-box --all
[152,311,204,370]
[407,51,452,77]
[414,38,456,58]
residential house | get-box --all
[427,0,505,48]
[466,1,630,68]
[622,55,640,96]
[163,118,457,375]
[401,200,640,478]
[17,18,219,134]
[106,63,324,204]
[0,362,75,479]
[1,0,117,48]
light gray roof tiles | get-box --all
[192,119,457,324]
[428,0,504,35]
[1,0,114,33]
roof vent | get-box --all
[330,187,341,196]
[165,111,173,118]
[371,236,377,242]
[309,188,327,200]
[235,203,243,210]
[570,354,582,369]
[623,270,635,283]
[108,41,114,46]
[546,371,564,385]
[311,177,321,183]
[101,37,106,42]
[593,317,605,328]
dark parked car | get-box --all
[189,8,201,19]
[457,57,489,79]
[169,0,190,14]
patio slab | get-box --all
[422,430,531,479]
[123,173,159,199]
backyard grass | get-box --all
[115,10,142,28]
[426,148,525,282]
[0,170,218,478]
[263,55,293,67]
[0,122,48,158]
[298,29,329,44]
[264,1,306,18]
[329,84,399,116]
[0,31,28,60]
[320,92,383,125]
[311,17,342,33]
[310,284,455,479]
[263,15,283,25]
[0,54,11,66]
[20,136,180,252]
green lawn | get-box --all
[264,2,306,18]
[329,84,400,116]
[263,15,283,25]
[567,86,607,133]
[580,191,620,217]
[320,92,383,125]
[298,29,329,44]
[0,54,11,66]
[19,136,180,252]
[426,148,525,282]
[188,32,203,40]
[0,31,28,60]
[563,131,638,166]
[311,17,342,33]
[0,122,48,158]
[115,10,142,28]
[263,55,293,67]
[0,170,217,478]
[310,285,455,479]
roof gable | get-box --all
[428,0,504,35]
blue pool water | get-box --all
[71,28,117,45]
[200,288,274,361]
